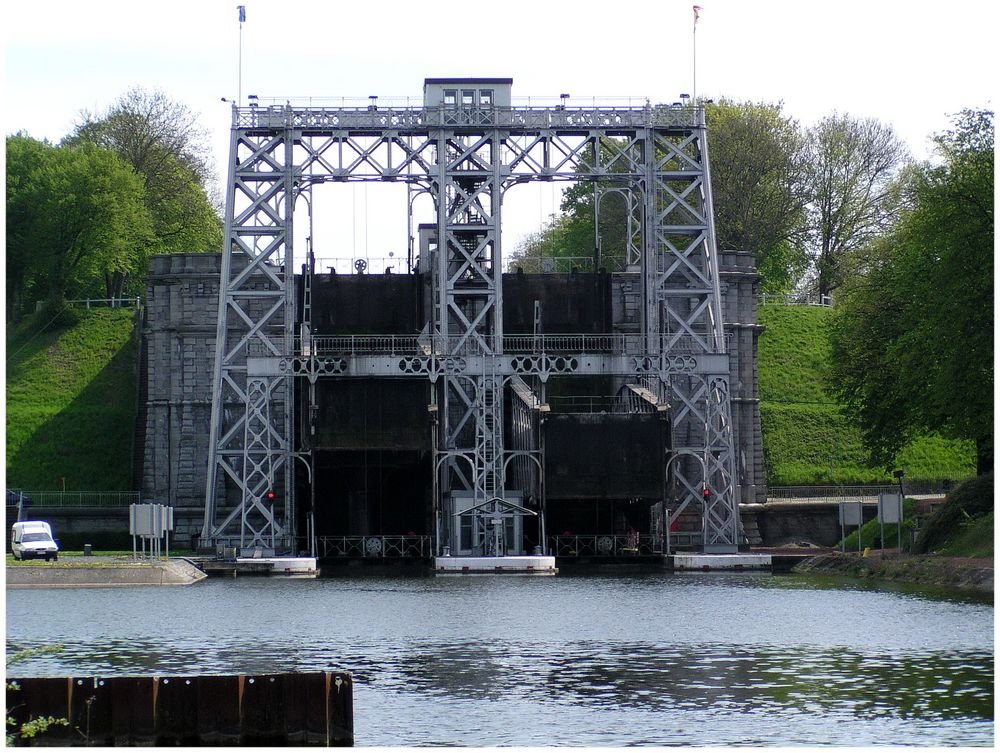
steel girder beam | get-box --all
[247,352,728,379]
[203,102,740,553]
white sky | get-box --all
[4,0,997,266]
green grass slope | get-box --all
[758,304,976,485]
[6,308,138,490]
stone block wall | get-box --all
[142,254,223,544]
[718,249,766,503]
[141,249,765,544]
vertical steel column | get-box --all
[201,109,295,552]
[642,108,740,551]
[433,123,506,551]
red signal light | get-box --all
[265,490,276,501]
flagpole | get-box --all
[693,19,697,103]
[238,15,243,105]
[692,6,700,103]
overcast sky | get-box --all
[5,0,997,263]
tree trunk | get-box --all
[976,436,993,475]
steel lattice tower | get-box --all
[202,82,742,555]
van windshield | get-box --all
[22,532,52,542]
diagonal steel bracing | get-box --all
[202,100,741,554]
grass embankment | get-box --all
[912,473,993,557]
[758,305,976,485]
[6,307,138,490]
[5,554,149,568]
[1,301,977,493]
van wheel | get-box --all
[12,552,19,561]
[52,554,58,562]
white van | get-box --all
[11,521,59,561]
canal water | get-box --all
[5,571,994,746]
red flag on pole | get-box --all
[693,5,703,25]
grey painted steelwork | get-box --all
[202,79,742,553]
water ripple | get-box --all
[6,574,993,746]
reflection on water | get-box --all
[6,573,994,746]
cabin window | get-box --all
[462,90,475,107]
[479,89,493,107]
[443,90,457,107]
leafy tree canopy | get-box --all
[6,135,154,310]
[704,99,811,292]
[806,113,909,297]
[67,87,222,257]
[829,109,993,473]
[509,99,815,292]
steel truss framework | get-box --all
[203,102,741,554]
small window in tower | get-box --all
[479,89,493,107]
[444,90,457,106]
[462,90,475,107]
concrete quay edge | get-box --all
[5,558,207,588]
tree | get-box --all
[705,100,811,292]
[806,114,909,297]
[829,109,993,474]
[508,100,813,292]
[67,87,222,264]
[6,134,54,318]
[6,135,154,308]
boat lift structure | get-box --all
[201,78,742,558]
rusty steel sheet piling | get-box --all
[6,672,353,746]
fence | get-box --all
[510,256,628,274]
[6,491,140,508]
[303,332,728,357]
[67,297,142,310]
[549,533,664,557]
[317,535,433,559]
[767,482,956,503]
[759,293,833,307]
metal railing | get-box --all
[311,257,411,276]
[548,396,621,414]
[317,535,433,559]
[759,293,833,307]
[35,297,142,313]
[305,333,728,357]
[252,95,667,110]
[6,490,140,508]
[508,256,629,274]
[767,481,959,502]
[236,104,701,131]
[767,485,898,503]
[549,534,664,557]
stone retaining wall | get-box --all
[793,552,993,594]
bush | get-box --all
[913,473,994,554]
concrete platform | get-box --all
[669,553,772,572]
[234,556,319,577]
[5,558,207,588]
[434,555,557,575]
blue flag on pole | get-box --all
[238,5,246,22]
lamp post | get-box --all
[893,468,906,550]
